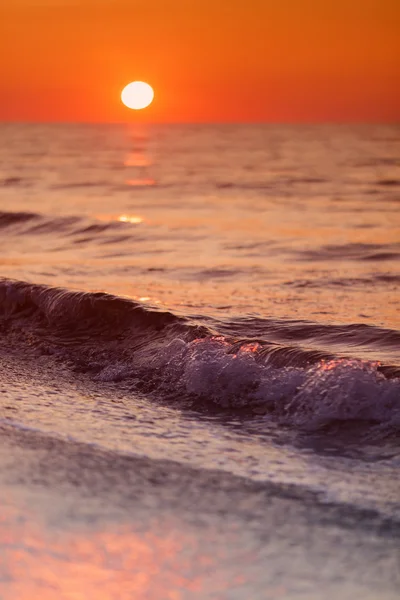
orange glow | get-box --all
[0,501,251,600]
[121,82,154,110]
[118,215,143,224]
[126,178,155,187]
[124,153,152,167]
[0,1,399,122]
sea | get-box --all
[0,123,399,599]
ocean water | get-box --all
[0,123,399,599]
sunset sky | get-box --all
[0,0,399,123]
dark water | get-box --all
[0,124,399,598]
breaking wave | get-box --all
[1,279,399,439]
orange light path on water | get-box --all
[118,215,143,224]
[0,501,256,600]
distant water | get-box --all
[0,124,400,600]
[0,124,399,597]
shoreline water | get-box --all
[1,419,399,600]
[1,341,399,517]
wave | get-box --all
[0,211,39,228]
[50,180,110,190]
[297,242,400,262]
[1,177,26,187]
[1,279,399,439]
[0,210,143,244]
[214,176,328,190]
[285,274,400,288]
[2,211,400,270]
[215,316,400,357]
[376,179,400,187]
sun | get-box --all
[121,81,154,110]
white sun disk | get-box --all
[121,81,154,110]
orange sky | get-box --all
[0,0,399,123]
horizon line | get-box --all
[1,119,399,127]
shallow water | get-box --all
[0,123,399,598]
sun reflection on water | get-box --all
[125,178,155,187]
[118,215,144,224]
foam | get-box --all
[148,337,400,429]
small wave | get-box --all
[285,274,400,288]
[0,211,39,228]
[362,252,400,261]
[0,210,145,245]
[1,177,26,187]
[25,215,82,234]
[0,210,83,236]
[216,316,400,354]
[183,268,238,281]
[71,223,120,235]
[50,181,109,190]
[297,243,400,262]
[355,158,400,168]
[1,279,399,440]
[287,177,327,184]
[374,274,400,284]
[0,279,190,337]
[214,177,327,191]
[376,179,400,187]
[215,181,273,190]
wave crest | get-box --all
[1,279,399,438]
